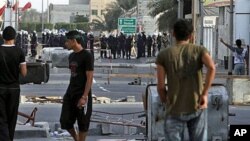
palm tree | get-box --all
[91,19,106,30]
[91,0,137,31]
[148,0,178,31]
[104,2,123,31]
[116,0,137,11]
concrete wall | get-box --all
[69,0,90,5]
[218,6,231,61]
[227,78,250,105]
[49,4,89,24]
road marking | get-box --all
[97,84,111,92]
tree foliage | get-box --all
[19,22,53,32]
[18,22,89,32]
[19,9,41,23]
[91,0,137,31]
[116,0,137,11]
[91,19,106,31]
[74,15,89,23]
[104,2,123,31]
[148,0,178,31]
[54,22,89,31]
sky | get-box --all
[0,0,69,12]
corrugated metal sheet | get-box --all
[203,26,216,59]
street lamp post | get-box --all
[228,0,234,75]
[200,0,205,46]
[177,0,183,18]
[47,0,49,23]
[42,0,44,32]
[14,0,19,30]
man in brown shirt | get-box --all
[156,19,215,141]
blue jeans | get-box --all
[164,109,207,141]
[234,63,245,75]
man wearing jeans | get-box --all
[156,19,215,141]
[220,38,247,75]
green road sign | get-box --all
[118,18,136,34]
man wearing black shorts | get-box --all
[60,30,94,141]
[0,26,27,141]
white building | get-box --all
[69,0,90,5]
[137,0,157,35]
[234,0,250,45]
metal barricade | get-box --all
[146,84,229,141]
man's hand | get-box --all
[159,94,167,104]
[77,96,88,109]
[198,95,208,109]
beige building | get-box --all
[89,0,116,22]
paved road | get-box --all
[20,58,156,102]
[17,57,250,140]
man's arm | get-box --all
[156,64,167,103]
[20,63,27,77]
[77,70,93,108]
[220,38,235,51]
[83,70,94,98]
[199,52,216,109]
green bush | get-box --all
[19,22,53,32]
[18,22,90,32]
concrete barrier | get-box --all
[40,47,72,68]
[226,77,250,105]
[19,62,49,84]
[15,124,50,139]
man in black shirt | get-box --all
[60,30,94,141]
[0,26,27,141]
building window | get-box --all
[101,10,105,15]
[92,10,98,15]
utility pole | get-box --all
[177,0,183,18]
[228,0,234,75]
[14,0,19,30]
[47,0,49,23]
[42,0,44,32]
[192,0,197,43]
[4,0,13,28]
[200,0,204,45]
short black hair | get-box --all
[173,19,193,41]
[66,30,83,44]
[3,26,16,41]
[235,39,242,47]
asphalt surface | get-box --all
[16,56,250,141]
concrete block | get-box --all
[124,126,137,135]
[54,122,61,131]
[227,78,250,104]
[243,93,250,104]
[20,96,28,104]
[127,96,135,102]
[15,125,50,139]
[101,123,112,135]
[96,97,111,104]
[34,122,50,131]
